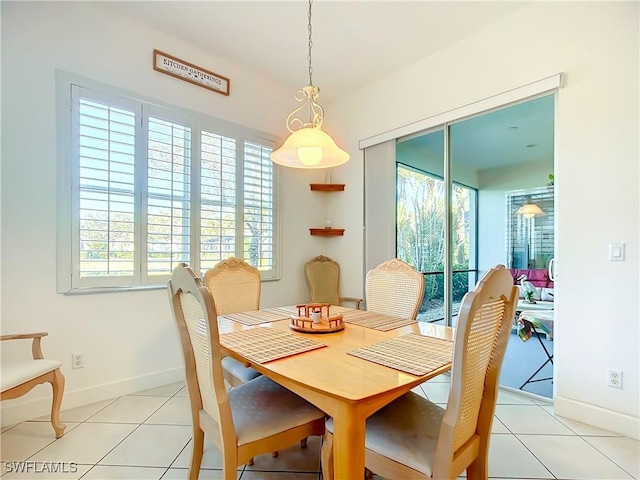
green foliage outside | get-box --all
[396,165,474,313]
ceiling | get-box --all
[102,1,528,102]
[102,1,551,168]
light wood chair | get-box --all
[321,265,518,480]
[168,263,325,480]
[204,257,262,387]
[365,258,425,319]
[0,332,66,438]
[304,255,362,309]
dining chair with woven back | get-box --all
[365,258,425,319]
[304,255,362,309]
[321,264,518,480]
[168,263,326,480]
[204,257,262,387]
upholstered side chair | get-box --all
[204,257,262,387]
[0,332,66,438]
[365,258,425,319]
[168,263,325,480]
[304,255,362,309]
[321,264,518,480]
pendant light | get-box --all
[516,203,546,219]
[270,0,349,169]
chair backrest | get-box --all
[365,258,425,319]
[204,257,261,315]
[304,255,341,305]
[167,263,234,446]
[433,264,518,478]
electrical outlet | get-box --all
[72,352,84,369]
[607,369,622,389]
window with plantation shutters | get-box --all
[243,141,274,270]
[60,81,279,293]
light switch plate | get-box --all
[609,243,625,261]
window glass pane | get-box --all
[199,132,237,271]
[147,117,191,276]
[78,99,136,278]
[243,141,274,270]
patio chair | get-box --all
[204,257,262,387]
[0,332,66,438]
[304,255,362,309]
[321,264,518,480]
[168,263,325,480]
[365,258,425,319]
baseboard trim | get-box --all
[554,395,640,440]
[0,368,183,427]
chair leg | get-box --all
[321,431,334,480]
[300,437,308,448]
[189,428,204,480]
[466,456,488,480]
[50,369,66,438]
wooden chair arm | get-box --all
[339,297,363,310]
[0,332,48,341]
[0,332,48,359]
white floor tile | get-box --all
[31,399,118,423]
[145,396,192,426]
[244,435,321,473]
[411,385,428,398]
[1,461,92,479]
[583,436,640,478]
[0,422,80,462]
[553,415,623,437]
[29,422,137,464]
[494,404,574,435]
[175,387,188,398]
[496,389,537,405]
[99,424,192,468]
[424,372,451,383]
[162,468,227,479]
[517,434,634,479]
[241,472,317,479]
[487,434,553,479]
[171,437,239,471]
[1,424,17,434]
[132,382,185,397]
[491,417,510,434]
[82,465,167,479]
[87,395,169,424]
[421,382,450,404]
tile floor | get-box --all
[1,374,638,479]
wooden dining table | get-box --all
[218,306,454,480]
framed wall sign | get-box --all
[153,49,230,96]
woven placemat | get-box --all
[348,334,453,376]
[342,310,417,331]
[222,308,291,326]
[220,328,327,364]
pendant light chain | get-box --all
[307,0,314,86]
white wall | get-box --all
[0,2,326,424]
[477,160,553,276]
[328,2,639,437]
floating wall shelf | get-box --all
[309,228,345,237]
[310,183,345,192]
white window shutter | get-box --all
[76,96,137,287]
[243,141,274,271]
[146,117,192,279]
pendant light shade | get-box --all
[270,0,349,169]
[271,126,349,169]
[516,203,546,219]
